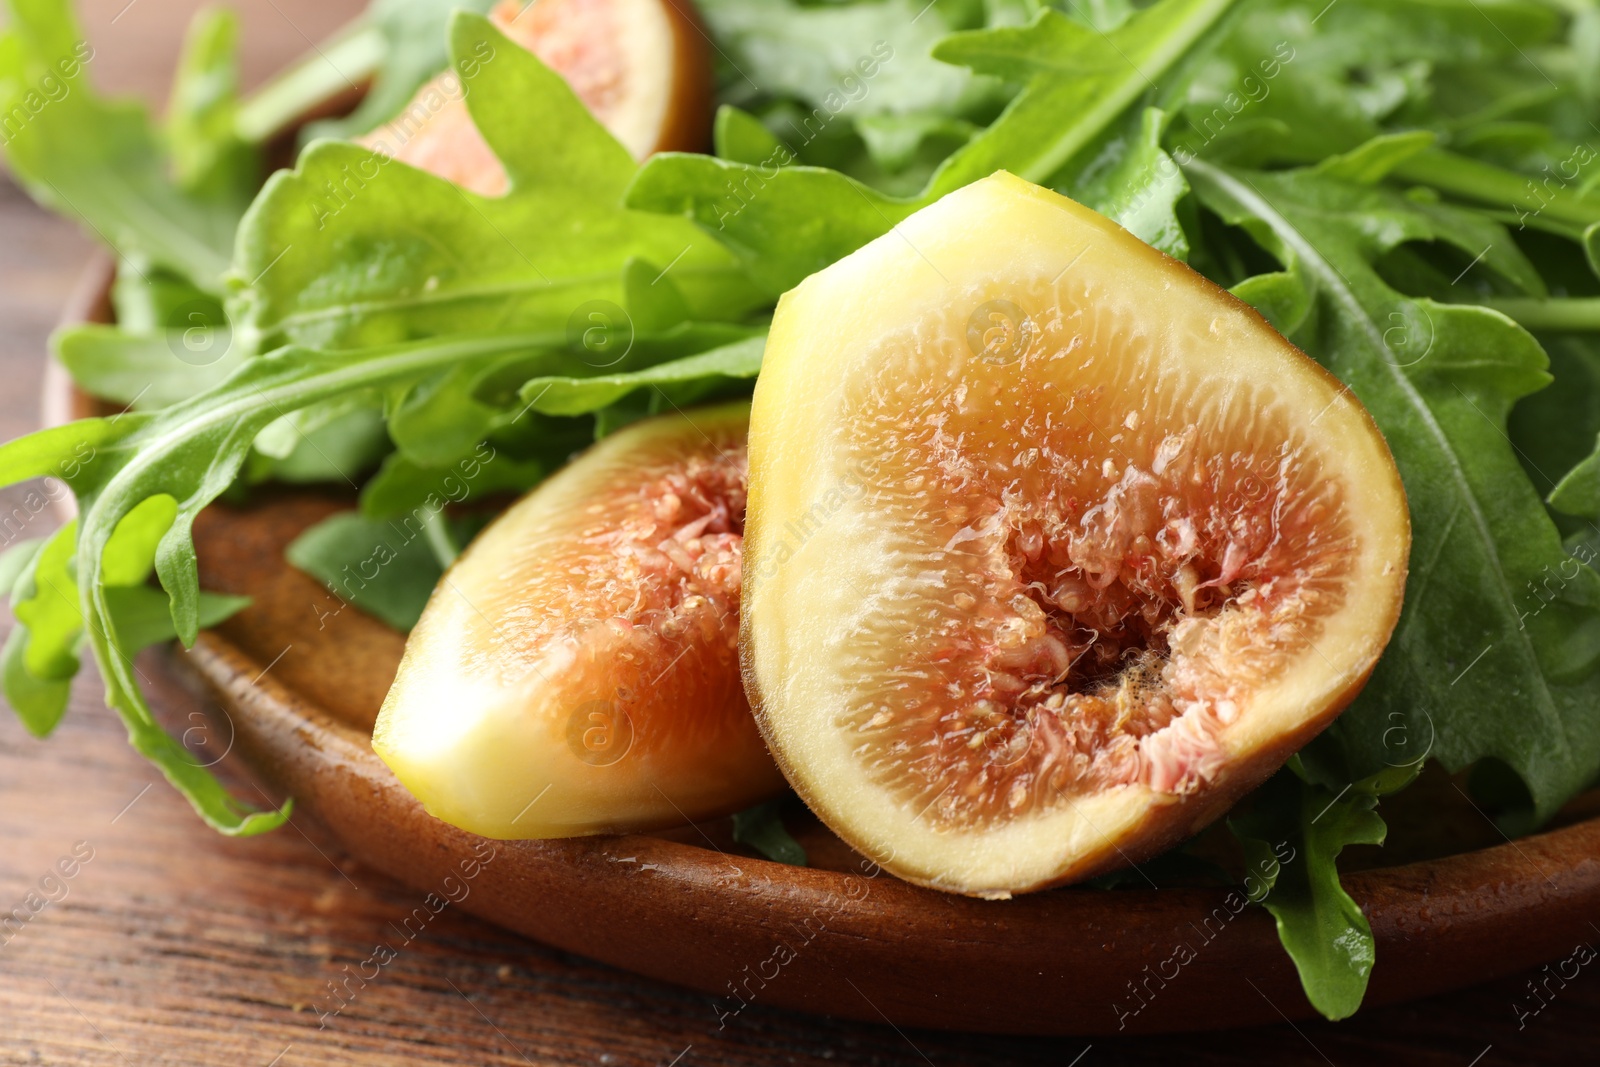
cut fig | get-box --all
[358,0,712,196]
[742,172,1410,898]
[374,402,783,838]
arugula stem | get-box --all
[1485,296,1600,331]
[1015,0,1236,186]
[234,19,385,144]
[421,507,461,568]
[1393,148,1600,231]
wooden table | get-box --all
[1,1,1595,1062]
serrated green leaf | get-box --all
[285,511,444,631]
[1,624,70,737]
[0,538,44,596]
[58,330,559,832]
[0,417,134,492]
[359,445,546,521]
[518,336,765,416]
[1189,157,1600,820]
[55,324,245,409]
[713,105,784,166]
[300,0,498,144]
[1056,106,1190,260]
[628,0,1238,294]
[1549,434,1600,518]
[166,7,253,205]
[1230,770,1391,1021]
[233,12,761,353]
[731,799,807,866]
[0,0,248,288]
[12,522,82,681]
[104,585,249,654]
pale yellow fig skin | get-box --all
[375,403,784,839]
[741,172,1410,898]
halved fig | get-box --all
[742,172,1410,898]
[374,402,783,838]
[358,0,711,195]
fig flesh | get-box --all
[374,403,783,838]
[742,172,1410,897]
[358,0,712,196]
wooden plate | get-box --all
[47,251,1600,1037]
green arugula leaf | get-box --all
[628,0,1238,295]
[244,401,391,485]
[1509,335,1600,533]
[713,104,785,166]
[731,798,808,866]
[1549,436,1600,519]
[166,7,254,206]
[0,538,44,594]
[1175,0,1560,168]
[0,330,556,831]
[1,501,247,738]
[104,585,251,654]
[1230,768,1398,1021]
[359,445,547,520]
[518,335,765,416]
[926,0,1234,193]
[0,0,249,289]
[232,12,762,353]
[1056,106,1190,260]
[300,0,498,143]
[4,523,79,734]
[1188,156,1600,822]
[285,510,451,631]
[698,0,1009,177]
[55,324,244,409]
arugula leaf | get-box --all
[1230,768,1400,1021]
[926,0,1234,193]
[731,798,808,866]
[1175,0,1561,168]
[1188,155,1600,822]
[286,510,451,631]
[0,331,556,831]
[104,585,251,654]
[1,504,247,738]
[1510,335,1600,530]
[301,0,499,143]
[359,445,547,520]
[628,0,1238,295]
[1055,106,1190,260]
[698,0,1010,176]
[245,402,391,485]
[55,324,244,409]
[166,7,254,206]
[232,12,762,353]
[518,335,765,416]
[0,538,43,594]
[701,0,997,119]
[0,0,249,289]
[4,523,79,735]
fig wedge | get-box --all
[374,403,782,838]
[358,0,711,196]
[742,172,1410,898]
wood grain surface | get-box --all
[1,1,1598,1063]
